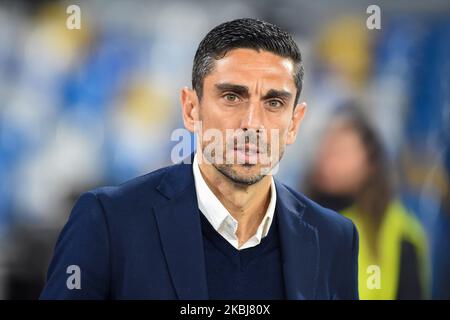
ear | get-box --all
[180,87,200,133]
[286,102,307,145]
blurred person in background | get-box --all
[303,103,430,300]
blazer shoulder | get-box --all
[93,163,176,197]
[84,162,182,214]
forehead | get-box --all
[204,48,296,91]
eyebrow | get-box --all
[215,83,292,101]
[262,89,292,101]
[215,83,249,98]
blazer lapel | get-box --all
[153,153,209,299]
[275,180,320,300]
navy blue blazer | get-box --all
[40,154,359,300]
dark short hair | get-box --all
[192,18,304,107]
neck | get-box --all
[197,153,272,247]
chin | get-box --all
[214,163,265,185]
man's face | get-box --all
[182,48,306,185]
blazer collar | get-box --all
[153,152,319,299]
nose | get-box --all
[240,100,265,132]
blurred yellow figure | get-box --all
[304,104,430,299]
[343,201,428,299]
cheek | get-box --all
[279,119,295,145]
[262,130,288,164]
[199,100,242,130]
[280,128,290,145]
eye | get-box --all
[223,93,240,103]
[267,99,283,108]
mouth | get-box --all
[232,144,261,165]
[234,144,259,154]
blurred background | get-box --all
[0,0,449,299]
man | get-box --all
[40,18,359,300]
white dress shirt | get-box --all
[192,153,277,250]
